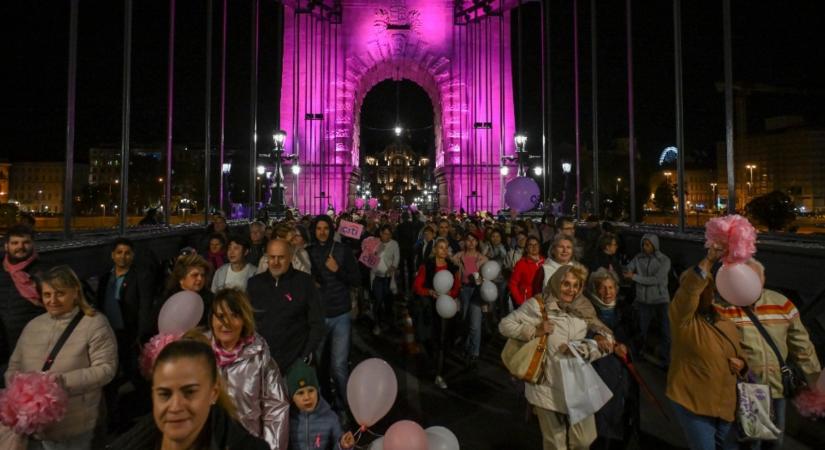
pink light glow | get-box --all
[280,0,516,213]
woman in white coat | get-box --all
[370,224,400,335]
[500,264,606,450]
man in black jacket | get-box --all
[248,239,325,372]
[395,211,423,293]
[0,224,46,388]
[307,215,360,414]
[96,237,156,430]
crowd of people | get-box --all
[0,206,822,450]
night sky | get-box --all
[3,1,824,170]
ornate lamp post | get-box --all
[267,130,296,216]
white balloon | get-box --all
[426,426,459,450]
[436,295,458,319]
[370,437,384,450]
[480,260,501,280]
[480,280,498,303]
[433,270,454,295]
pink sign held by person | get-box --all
[339,220,364,240]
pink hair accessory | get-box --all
[139,332,183,379]
[0,372,68,435]
[704,214,757,264]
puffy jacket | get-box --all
[107,406,270,450]
[626,234,670,305]
[6,308,117,441]
[508,256,544,305]
[289,397,345,450]
[714,289,821,398]
[247,268,326,372]
[208,332,290,449]
[499,296,606,412]
[666,269,744,422]
[307,237,361,318]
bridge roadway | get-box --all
[32,223,825,449]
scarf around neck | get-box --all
[212,334,254,367]
[3,251,41,306]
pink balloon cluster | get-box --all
[355,198,366,209]
[0,372,68,435]
[704,214,757,264]
[368,198,379,209]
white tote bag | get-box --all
[558,341,613,425]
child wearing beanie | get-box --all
[287,361,355,450]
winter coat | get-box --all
[666,268,744,422]
[257,248,312,276]
[626,234,671,305]
[499,296,606,413]
[107,406,270,450]
[211,263,258,293]
[0,258,47,371]
[207,332,290,449]
[95,267,156,344]
[247,268,326,372]
[508,256,544,306]
[714,289,821,398]
[590,298,637,441]
[371,239,400,279]
[307,239,361,318]
[413,259,461,299]
[6,308,117,441]
[288,397,344,450]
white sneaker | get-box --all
[434,376,448,389]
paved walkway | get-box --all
[347,314,816,449]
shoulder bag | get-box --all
[501,298,549,383]
[43,311,85,371]
[742,307,808,399]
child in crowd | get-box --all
[288,362,355,450]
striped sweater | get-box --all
[714,289,821,398]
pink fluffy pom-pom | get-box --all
[0,372,68,435]
[793,387,825,419]
[139,332,183,379]
[704,215,757,264]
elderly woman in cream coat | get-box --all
[500,264,607,450]
[5,265,117,450]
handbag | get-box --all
[43,311,85,371]
[742,307,808,398]
[736,380,781,441]
[501,298,549,383]
[557,340,613,425]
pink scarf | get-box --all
[3,252,41,306]
[212,335,254,368]
[207,251,226,271]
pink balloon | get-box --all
[384,420,428,450]
[347,358,398,428]
[716,263,762,307]
[158,291,204,333]
[368,198,379,209]
[355,198,365,209]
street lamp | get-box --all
[514,134,528,176]
[532,166,543,176]
[664,171,672,185]
[615,177,622,195]
[267,129,296,216]
[100,203,106,216]
[710,182,717,210]
[499,165,509,176]
[745,164,757,196]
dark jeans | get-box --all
[316,312,351,412]
[399,250,417,293]
[371,276,393,327]
[637,302,671,365]
[670,399,732,450]
[411,295,449,377]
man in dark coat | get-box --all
[307,215,360,415]
[96,237,156,430]
[248,239,326,372]
[395,211,423,293]
[0,224,47,388]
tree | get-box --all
[653,181,675,212]
[746,190,796,232]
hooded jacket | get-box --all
[288,397,345,450]
[307,216,361,318]
[207,332,290,449]
[247,267,326,372]
[626,234,671,305]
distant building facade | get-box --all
[8,162,88,213]
[715,119,825,213]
